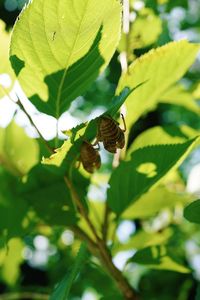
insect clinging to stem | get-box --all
[96,114,126,153]
[79,140,101,174]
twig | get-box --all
[16,97,54,154]
[0,85,54,154]
[64,176,138,300]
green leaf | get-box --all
[10,0,122,117]
[42,86,141,174]
[0,238,24,286]
[0,169,28,239]
[195,283,200,300]
[130,245,190,273]
[113,228,172,254]
[0,122,39,176]
[50,243,87,300]
[42,140,71,167]
[117,40,200,129]
[184,199,200,224]
[122,186,190,220]
[0,20,15,98]
[107,138,198,214]
[20,165,78,226]
[159,84,200,114]
[127,125,199,155]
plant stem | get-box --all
[16,97,54,154]
[65,176,139,300]
[0,85,54,154]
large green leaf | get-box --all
[10,0,122,117]
[107,138,198,214]
[0,169,28,240]
[117,40,200,129]
[122,186,190,220]
[0,20,15,98]
[130,245,190,273]
[159,84,200,114]
[127,125,199,156]
[184,200,200,224]
[19,165,78,226]
[50,243,87,300]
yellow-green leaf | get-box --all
[118,40,200,129]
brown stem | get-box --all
[65,176,138,300]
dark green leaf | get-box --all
[184,200,200,224]
[50,243,87,300]
[107,138,198,214]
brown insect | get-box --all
[96,114,126,153]
[79,140,101,173]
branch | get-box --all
[65,176,139,300]
[16,97,54,154]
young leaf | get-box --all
[107,138,198,214]
[117,40,200,129]
[42,140,71,167]
[184,199,200,224]
[130,245,190,273]
[50,243,87,300]
[10,0,122,117]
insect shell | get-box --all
[80,140,101,174]
[97,114,126,154]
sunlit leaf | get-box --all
[10,0,122,117]
[0,122,39,176]
[122,186,190,219]
[159,84,200,114]
[130,245,190,273]
[113,228,172,254]
[118,40,200,129]
[0,238,24,286]
[108,138,198,214]
[127,125,199,155]
[42,140,71,167]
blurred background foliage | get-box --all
[0,0,200,299]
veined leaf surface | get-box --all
[10,0,122,117]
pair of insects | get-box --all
[79,114,126,173]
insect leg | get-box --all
[121,113,126,132]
